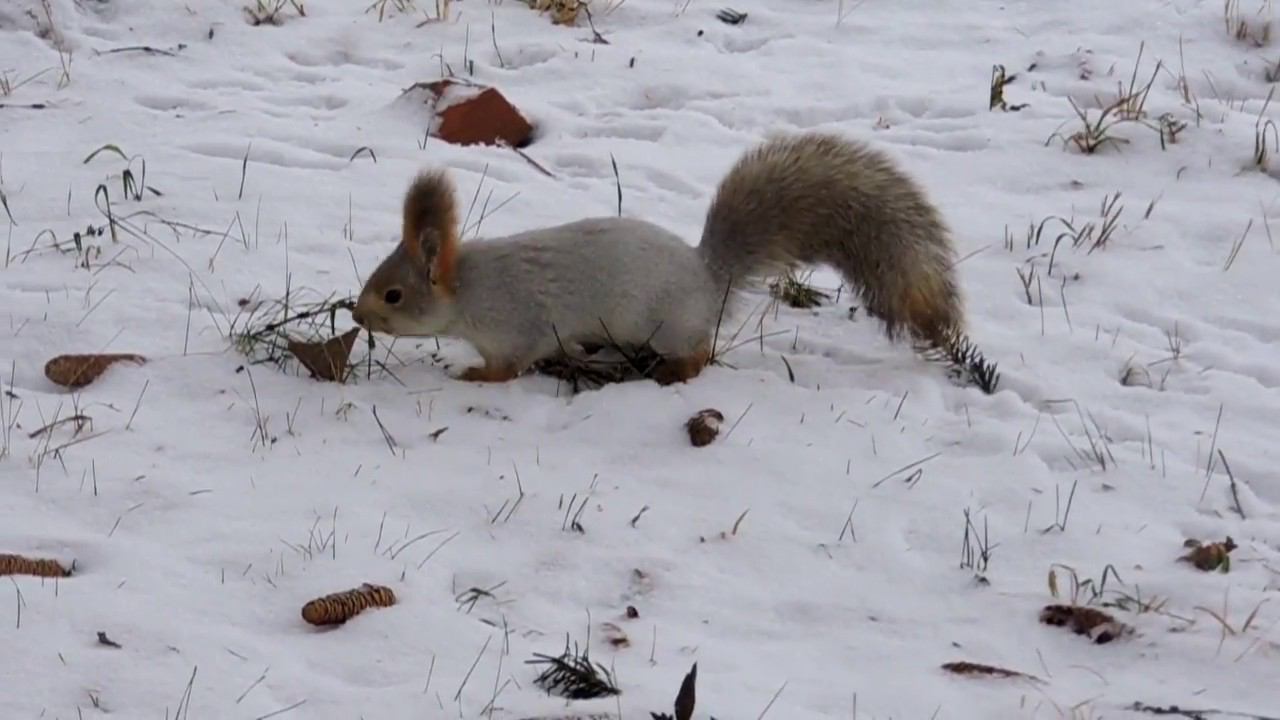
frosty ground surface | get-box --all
[2,0,1279,718]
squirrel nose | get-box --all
[351,309,366,327]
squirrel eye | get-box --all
[384,288,403,305]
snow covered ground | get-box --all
[2,0,1280,717]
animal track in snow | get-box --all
[184,139,347,172]
[502,44,560,69]
[134,94,217,113]
[879,128,991,154]
[285,48,402,71]
[570,120,668,142]
[259,92,349,111]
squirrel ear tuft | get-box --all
[417,228,443,279]
[400,169,459,292]
[418,227,459,293]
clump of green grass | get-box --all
[83,144,160,202]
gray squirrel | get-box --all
[352,131,993,389]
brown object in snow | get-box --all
[410,79,533,148]
[45,354,145,388]
[301,583,397,626]
[685,408,724,447]
[0,553,73,578]
[287,327,362,382]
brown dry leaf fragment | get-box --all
[625,605,639,619]
[685,408,724,447]
[941,661,1041,682]
[301,582,396,626]
[1179,537,1236,572]
[96,631,122,648]
[600,621,630,648]
[45,353,146,388]
[0,553,73,577]
[1040,604,1131,644]
[530,0,582,25]
[287,328,361,382]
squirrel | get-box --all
[352,131,969,386]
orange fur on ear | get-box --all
[401,170,460,293]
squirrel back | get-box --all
[698,132,963,349]
[355,131,978,386]
[353,173,721,384]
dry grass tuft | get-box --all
[527,636,621,699]
[229,289,387,384]
[768,270,831,309]
[244,0,307,26]
[533,333,666,392]
[1046,43,1185,154]
[1226,0,1274,47]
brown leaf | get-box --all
[600,621,630,648]
[44,353,145,388]
[1040,604,1131,644]
[1179,537,1236,572]
[287,328,361,382]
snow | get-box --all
[2,0,1279,718]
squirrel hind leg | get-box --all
[647,323,713,386]
[457,359,527,383]
[651,344,712,386]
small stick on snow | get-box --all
[1217,449,1246,519]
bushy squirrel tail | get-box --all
[697,132,964,350]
